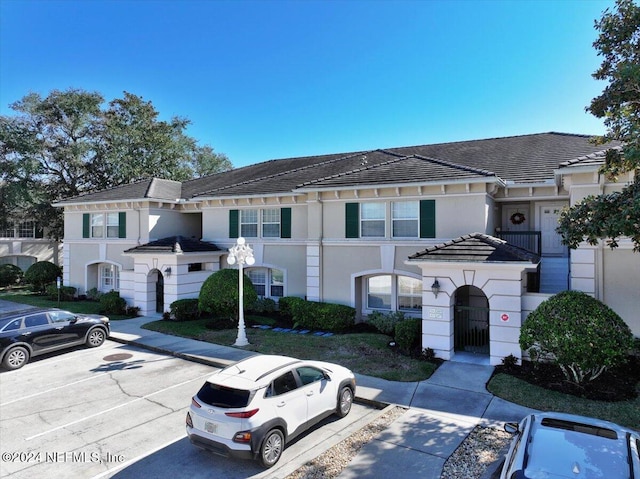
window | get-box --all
[0,255,36,271]
[188,263,203,272]
[83,213,126,239]
[296,366,325,385]
[229,208,291,239]
[361,203,385,237]
[1,221,37,238]
[100,264,120,291]
[2,319,22,332]
[346,200,435,238]
[91,214,104,238]
[262,209,281,238]
[240,210,258,238]
[25,314,49,328]
[272,371,298,395]
[49,311,76,323]
[367,276,392,310]
[366,275,422,313]
[398,276,422,311]
[106,213,120,238]
[247,268,284,298]
[392,201,419,237]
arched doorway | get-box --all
[454,285,489,355]
[155,271,164,314]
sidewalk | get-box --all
[106,315,536,479]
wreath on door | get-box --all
[510,212,526,225]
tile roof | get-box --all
[55,178,182,205]
[407,233,540,263]
[123,236,221,254]
[558,145,622,168]
[55,132,623,204]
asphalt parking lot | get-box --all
[0,340,380,479]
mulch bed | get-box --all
[494,356,640,401]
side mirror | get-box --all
[504,422,520,434]
[70,316,78,324]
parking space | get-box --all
[0,339,379,479]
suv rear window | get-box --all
[197,382,251,408]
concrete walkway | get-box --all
[0,302,536,478]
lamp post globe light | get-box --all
[227,237,255,346]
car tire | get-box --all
[259,429,284,468]
[86,328,106,348]
[2,346,29,370]
[336,386,353,418]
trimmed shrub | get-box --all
[277,296,305,319]
[199,269,258,320]
[0,264,23,287]
[126,306,141,317]
[99,291,127,315]
[46,284,77,301]
[86,287,103,301]
[248,297,277,314]
[394,318,421,352]
[170,298,200,321]
[24,261,61,293]
[520,290,634,385]
[367,311,406,336]
[290,299,355,332]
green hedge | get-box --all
[170,298,200,321]
[0,264,23,287]
[367,311,406,336]
[99,291,126,315]
[286,297,355,332]
[395,318,422,351]
[46,284,77,301]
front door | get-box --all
[156,272,164,314]
[539,205,566,256]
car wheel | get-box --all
[2,346,29,370]
[336,386,353,418]
[86,328,106,348]
[259,429,284,468]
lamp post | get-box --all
[227,237,255,346]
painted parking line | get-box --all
[25,372,211,441]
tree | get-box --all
[557,0,640,251]
[0,88,232,239]
[520,291,633,385]
[24,261,62,293]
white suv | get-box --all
[186,354,356,468]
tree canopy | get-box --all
[557,0,640,251]
[0,88,232,239]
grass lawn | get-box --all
[488,373,639,430]
[0,290,132,320]
[142,317,438,382]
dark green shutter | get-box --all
[35,224,44,238]
[229,210,239,238]
[83,214,90,238]
[345,203,359,238]
[118,212,126,238]
[420,200,436,238]
[281,208,291,238]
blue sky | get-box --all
[1,0,615,168]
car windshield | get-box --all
[197,382,251,408]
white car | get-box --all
[186,354,356,468]
[501,412,640,479]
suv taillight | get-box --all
[225,408,259,419]
[191,397,201,408]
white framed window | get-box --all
[366,275,422,313]
[1,221,36,238]
[262,209,281,238]
[246,267,285,298]
[361,202,385,237]
[106,213,120,238]
[392,201,419,237]
[100,264,120,291]
[91,214,104,238]
[240,209,258,238]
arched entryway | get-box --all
[155,271,164,314]
[454,285,489,355]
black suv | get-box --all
[0,308,110,370]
